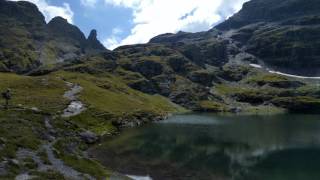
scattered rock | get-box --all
[10,159,20,166]
[0,161,8,176]
[230,107,242,113]
[79,131,99,144]
[30,107,40,113]
[62,101,85,117]
[15,173,35,180]
[62,83,86,117]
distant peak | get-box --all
[0,0,45,24]
[86,29,106,52]
[88,29,98,40]
[49,16,68,24]
[16,1,39,9]
[177,31,187,34]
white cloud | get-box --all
[103,36,121,50]
[103,27,123,50]
[81,0,98,7]
[104,0,249,49]
[112,27,123,35]
[104,0,141,8]
[9,0,74,23]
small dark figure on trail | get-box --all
[1,89,11,109]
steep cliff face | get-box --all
[148,0,320,76]
[216,0,320,76]
[0,0,45,26]
[47,17,87,44]
[149,30,229,67]
[42,17,87,65]
[0,0,106,73]
[0,0,46,73]
[216,0,320,30]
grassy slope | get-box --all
[52,71,184,135]
[0,73,68,113]
[214,69,320,114]
[0,71,185,179]
[56,71,182,115]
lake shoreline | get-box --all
[86,110,292,179]
[87,113,320,180]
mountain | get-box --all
[86,29,107,53]
[216,0,320,76]
[0,0,107,73]
[1,0,319,112]
[0,0,320,178]
[0,0,46,73]
[216,0,320,30]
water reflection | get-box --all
[90,114,320,180]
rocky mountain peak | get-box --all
[47,16,86,44]
[85,29,106,52]
[0,0,45,25]
[48,16,68,24]
[213,0,320,76]
[88,29,98,41]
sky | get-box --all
[9,0,249,49]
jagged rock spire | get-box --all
[86,29,106,51]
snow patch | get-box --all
[249,63,320,80]
[249,64,262,68]
[127,175,153,180]
[269,70,320,80]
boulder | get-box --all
[79,131,99,144]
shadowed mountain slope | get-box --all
[0,0,107,73]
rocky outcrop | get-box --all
[215,0,320,76]
[187,70,220,87]
[149,30,228,67]
[0,0,46,73]
[167,55,190,74]
[47,17,87,45]
[0,0,46,27]
[79,131,99,144]
[44,17,87,63]
[128,79,159,94]
[244,25,320,76]
[271,96,320,113]
[132,60,164,78]
[85,29,106,53]
[216,0,320,30]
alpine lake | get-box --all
[89,113,320,180]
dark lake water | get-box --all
[90,114,320,180]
